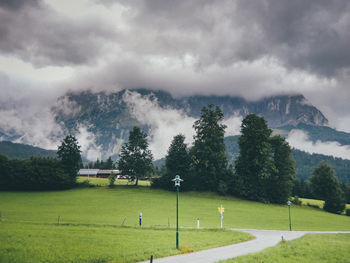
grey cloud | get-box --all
[0,0,38,11]
[3,0,350,74]
[0,72,65,149]
[235,0,350,76]
[113,0,350,76]
[0,1,116,66]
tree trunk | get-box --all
[135,177,138,186]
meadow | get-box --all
[0,177,349,262]
[222,234,350,263]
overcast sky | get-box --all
[1,0,350,133]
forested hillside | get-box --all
[224,135,350,184]
[0,141,57,159]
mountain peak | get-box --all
[51,89,329,160]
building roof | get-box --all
[78,169,99,176]
[97,169,120,174]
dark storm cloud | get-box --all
[235,0,350,76]
[0,0,38,11]
[0,0,116,66]
[113,0,350,77]
[3,0,349,74]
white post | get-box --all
[220,204,223,229]
[197,218,200,229]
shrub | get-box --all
[306,203,320,209]
[345,209,350,216]
[292,196,302,205]
[108,172,116,187]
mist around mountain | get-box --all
[2,88,350,179]
[51,89,329,160]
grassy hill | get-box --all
[0,181,349,262]
[222,234,350,263]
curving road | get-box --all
[139,229,350,263]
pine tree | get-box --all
[117,126,153,186]
[191,104,230,192]
[57,135,82,184]
[234,114,273,201]
[267,136,296,204]
[152,134,191,190]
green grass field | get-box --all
[222,234,350,263]
[0,222,250,263]
[0,178,349,262]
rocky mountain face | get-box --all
[52,89,329,159]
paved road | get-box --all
[139,229,350,263]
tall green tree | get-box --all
[234,114,273,201]
[310,162,345,214]
[152,134,191,190]
[117,126,153,186]
[267,136,296,204]
[191,104,230,192]
[57,135,82,184]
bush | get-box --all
[108,172,116,187]
[292,196,302,205]
[345,209,350,216]
[306,203,320,209]
[324,195,345,214]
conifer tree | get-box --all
[57,135,82,184]
[267,135,296,204]
[191,104,230,192]
[152,134,191,190]
[117,126,153,186]
[234,114,273,201]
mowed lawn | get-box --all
[222,234,350,263]
[0,178,349,262]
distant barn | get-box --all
[78,169,120,178]
[97,170,120,178]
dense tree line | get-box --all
[85,157,115,169]
[152,108,348,213]
[293,162,349,214]
[153,107,295,204]
[0,135,82,190]
[224,136,350,185]
[0,155,72,190]
[233,115,296,204]
[292,149,350,184]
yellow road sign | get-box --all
[218,207,224,213]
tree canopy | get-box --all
[57,135,82,184]
[117,126,153,185]
[190,104,231,192]
[234,114,295,203]
[152,134,191,190]
[310,162,345,214]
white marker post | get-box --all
[218,205,224,229]
[139,212,142,226]
[197,217,200,229]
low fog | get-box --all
[287,129,350,160]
